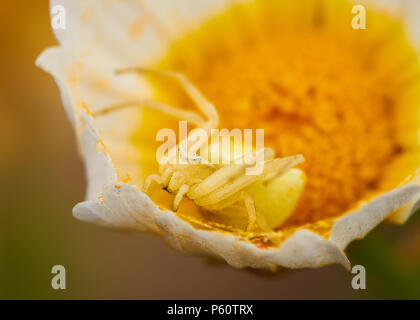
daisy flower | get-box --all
[38,0,420,270]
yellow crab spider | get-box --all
[96,67,305,232]
[145,144,302,232]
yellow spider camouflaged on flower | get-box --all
[97,67,305,236]
[38,0,420,270]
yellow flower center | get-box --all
[142,0,420,231]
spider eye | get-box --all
[190,154,201,164]
[178,145,188,161]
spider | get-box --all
[95,67,304,232]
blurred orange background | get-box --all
[0,1,419,299]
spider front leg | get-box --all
[92,100,205,127]
[202,190,257,232]
[165,170,193,211]
[144,169,189,211]
[160,167,174,188]
[203,190,273,232]
[173,184,190,211]
[117,67,219,130]
[143,174,162,193]
[117,67,221,165]
[96,66,219,130]
[167,171,186,193]
[241,192,257,232]
[188,148,274,200]
[143,167,174,193]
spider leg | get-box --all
[117,67,219,129]
[188,148,274,200]
[241,192,257,232]
[92,100,205,127]
[173,184,190,211]
[167,171,186,193]
[262,154,305,185]
[160,167,174,188]
[194,154,304,206]
[143,174,162,193]
[202,192,242,211]
[202,191,257,232]
[117,67,221,165]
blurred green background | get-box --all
[0,1,419,299]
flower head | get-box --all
[38,0,420,270]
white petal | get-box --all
[330,183,420,249]
[74,181,350,269]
